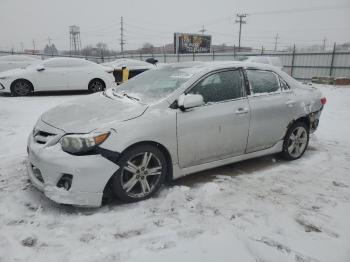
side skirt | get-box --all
[172,140,283,180]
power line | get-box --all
[235,13,247,50]
[250,4,350,16]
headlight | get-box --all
[60,132,110,154]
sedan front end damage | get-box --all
[26,120,119,207]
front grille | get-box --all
[34,130,56,144]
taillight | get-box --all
[320,97,327,105]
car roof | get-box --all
[43,57,91,62]
[162,61,282,73]
[102,58,155,70]
[0,55,40,61]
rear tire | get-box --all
[88,79,105,93]
[11,80,32,96]
[112,145,167,203]
[280,121,309,160]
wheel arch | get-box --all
[102,140,174,200]
[285,115,310,138]
[10,78,34,92]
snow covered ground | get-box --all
[0,85,349,262]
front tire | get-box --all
[11,80,32,96]
[280,121,309,160]
[112,145,167,203]
[88,79,105,93]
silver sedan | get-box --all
[26,61,326,207]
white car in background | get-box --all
[244,56,283,70]
[0,55,41,73]
[0,57,115,96]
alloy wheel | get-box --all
[14,81,31,96]
[287,126,308,158]
[120,152,163,198]
[90,81,103,92]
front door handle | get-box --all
[235,107,249,115]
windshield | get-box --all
[112,66,200,104]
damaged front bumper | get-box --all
[26,123,119,207]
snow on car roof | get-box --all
[0,55,40,61]
[102,59,155,70]
[161,60,282,72]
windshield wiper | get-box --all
[122,92,140,101]
[111,89,140,101]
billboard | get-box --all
[174,33,212,54]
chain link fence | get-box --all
[1,49,350,81]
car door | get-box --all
[245,69,296,153]
[66,60,92,90]
[176,68,250,168]
[35,60,69,91]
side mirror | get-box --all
[178,94,204,110]
[36,65,45,72]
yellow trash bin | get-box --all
[122,66,129,83]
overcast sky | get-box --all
[1,0,349,52]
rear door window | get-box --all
[246,70,281,94]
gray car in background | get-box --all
[27,61,326,207]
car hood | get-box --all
[41,93,148,133]
[0,68,27,77]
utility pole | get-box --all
[32,39,36,54]
[235,13,247,51]
[322,37,327,51]
[120,16,125,56]
[47,37,53,55]
[274,33,280,51]
[199,25,207,34]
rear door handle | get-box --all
[235,107,249,115]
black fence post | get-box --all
[177,52,180,63]
[212,49,215,61]
[233,45,236,60]
[291,44,296,77]
[139,52,142,61]
[261,46,264,55]
[330,42,336,77]
[192,50,195,61]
